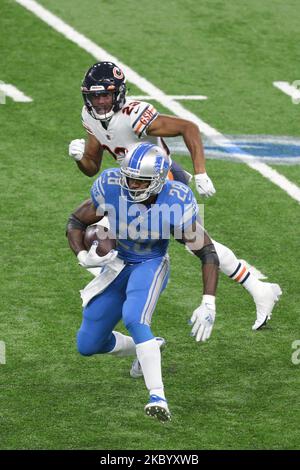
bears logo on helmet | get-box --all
[81,61,126,121]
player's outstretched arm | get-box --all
[69,133,103,176]
[147,115,215,197]
[180,222,219,342]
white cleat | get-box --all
[130,337,166,379]
[144,395,171,422]
[252,283,282,331]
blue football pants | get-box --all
[77,256,169,356]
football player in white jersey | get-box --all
[68,61,282,331]
[69,61,214,194]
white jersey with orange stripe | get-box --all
[81,100,171,165]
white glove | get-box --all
[69,138,85,161]
[77,243,118,268]
[194,173,216,197]
[190,295,216,342]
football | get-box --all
[84,224,116,257]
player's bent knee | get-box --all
[77,330,111,356]
[77,336,97,356]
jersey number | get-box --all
[122,101,140,116]
[168,182,189,202]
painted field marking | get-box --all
[0,83,32,103]
[128,95,207,101]
[0,341,6,365]
[168,135,300,164]
[15,0,300,204]
[273,81,300,105]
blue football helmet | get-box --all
[120,143,170,202]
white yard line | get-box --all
[15,0,300,203]
[0,83,32,102]
[273,81,300,104]
[127,95,207,100]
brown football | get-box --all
[84,224,116,256]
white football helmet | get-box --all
[120,143,170,202]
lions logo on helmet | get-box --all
[81,61,127,121]
[120,143,170,203]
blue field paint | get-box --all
[166,135,300,164]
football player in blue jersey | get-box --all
[67,143,220,422]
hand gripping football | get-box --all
[84,224,116,256]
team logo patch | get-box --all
[113,66,124,80]
[140,108,154,126]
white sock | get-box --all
[108,331,136,357]
[212,239,243,276]
[212,239,262,297]
[136,338,165,399]
[150,388,166,400]
[213,240,263,297]
[242,273,263,297]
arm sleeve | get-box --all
[129,101,159,138]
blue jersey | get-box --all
[91,168,198,263]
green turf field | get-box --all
[0,0,300,450]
